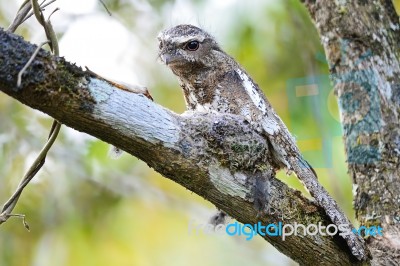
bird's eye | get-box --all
[185,40,199,51]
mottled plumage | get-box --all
[158,24,367,260]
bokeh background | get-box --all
[0,1,399,265]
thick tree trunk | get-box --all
[302,0,400,264]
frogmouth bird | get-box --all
[157,24,368,261]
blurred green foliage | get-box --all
[2,0,396,265]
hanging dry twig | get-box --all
[0,0,62,227]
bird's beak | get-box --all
[161,53,181,66]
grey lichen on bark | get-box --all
[302,0,400,264]
[0,27,365,265]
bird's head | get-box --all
[158,24,223,77]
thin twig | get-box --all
[0,121,61,218]
[7,0,57,32]
[99,0,112,16]
[0,0,62,228]
[44,12,59,54]
[22,0,57,25]
[31,0,46,26]
[2,214,30,231]
[7,0,31,32]
[17,41,50,87]
[47,7,59,21]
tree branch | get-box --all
[0,27,363,265]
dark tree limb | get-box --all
[302,0,400,265]
[0,28,366,265]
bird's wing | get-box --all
[235,68,369,261]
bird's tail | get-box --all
[288,156,370,261]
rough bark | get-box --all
[0,28,366,265]
[302,0,400,265]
